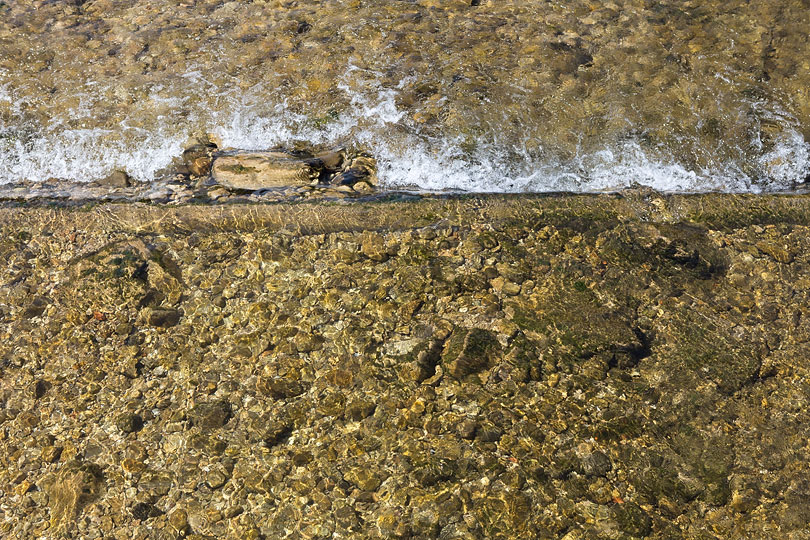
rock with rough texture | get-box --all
[115,412,143,433]
[182,144,216,177]
[98,171,131,188]
[212,152,318,190]
[145,307,182,327]
[43,461,105,536]
[330,156,378,187]
[441,327,501,379]
[188,401,232,430]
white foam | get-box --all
[0,126,185,183]
[0,71,808,193]
[758,128,810,189]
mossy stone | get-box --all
[442,327,500,379]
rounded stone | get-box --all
[115,413,143,434]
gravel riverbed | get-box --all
[1,193,810,539]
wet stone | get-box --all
[756,241,794,263]
[205,470,228,490]
[99,170,132,188]
[345,468,383,492]
[44,461,105,536]
[188,401,232,430]
[169,509,189,533]
[183,144,216,177]
[256,377,307,400]
[345,399,377,421]
[212,152,318,190]
[456,418,478,440]
[442,327,501,379]
[582,451,612,477]
[131,502,162,520]
[122,458,147,474]
[475,422,504,443]
[146,307,182,327]
[610,502,652,537]
[139,471,174,497]
[413,457,457,487]
[115,412,143,434]
[23,296,49,319]
[41,445,63,463]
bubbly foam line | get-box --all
[758,128,810,189]
[199,79,810,193]
[0,127,186,184]
[0,71,808,192]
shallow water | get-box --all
[1,0,809,192]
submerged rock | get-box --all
[145,307,182,327]
[115,412,143,434]
[42,461,105,536]
[441,327,500,379]
[188,401,233,430]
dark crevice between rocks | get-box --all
[415,338,447,383]
[131,261,149,281]
[131,502,163,520]
[753,361,777,385]
[608,327,652,370]
[264,424,294,448]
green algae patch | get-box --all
[218,164,259,174]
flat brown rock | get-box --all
[212,152,317,190]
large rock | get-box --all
[441,327,501,379]
[98,170,132,188]
[188,400,233,430]
[43,461,105,536]
[330,155,378,187]
[182,144,216,177]
[212,152,319,190]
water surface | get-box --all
[1,0,809,192]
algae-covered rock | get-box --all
[115,412,143,434]
[188,401,232,430]
[581,451,612,477]
[610,501,652,537]
[145,307,182,327]
[441,327,500,379]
